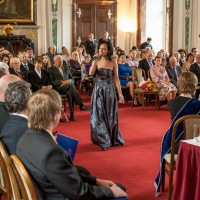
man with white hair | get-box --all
[0,62,10,77]
[0,74,20,132]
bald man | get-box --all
[166,56,182,87]
[0,74,20,132]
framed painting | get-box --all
[0,0,36,25]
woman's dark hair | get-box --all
[117,52,126,59]
[186,53,194,61]
[98,40,113,61]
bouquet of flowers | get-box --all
[139,81,157,91]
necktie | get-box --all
[173,67,177,81]
[148,60,153,67]
[59,68,64,77]
[24,64,29,71]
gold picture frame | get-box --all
[0,0,36,25]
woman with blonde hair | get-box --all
[41,54,51,71]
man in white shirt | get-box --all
[126,49,139,67]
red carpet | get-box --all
[56,93,171,200]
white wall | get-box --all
[117,0,137,53]
[146,0,165,52]
[37,0,72,55]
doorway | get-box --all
[72,0,117,48]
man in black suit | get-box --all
[138,50,153,79]
[0,74,20,133]
[48,55,89,121]
[190,54,200,98]
[98,31,112,46]
[0,80,31,155]
[19,52,35,72]
[166,56,182,87]
[25,47,35,65]
[85,33,96,58]
[16,89,127,200]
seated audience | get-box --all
[25,47,35,65]
[9,57,27,80]
[0,74,20,132]
[126,49,139,67]
[177,49,186,67]
[16,89,128,200]
[138,50,154,79]
[28,58,52,92]
[165,56,182,87]
[81,54,92,92]
[0,80,31,155]
[68,51,81,77]
[1,54,10,66]
[48,55,89,121]
[191,47,198,62]
[168,71,198,120]
[150,56,177,101]
[61,46,71,63]
[118,52,135,102]
[19,51,34,73]
[41,54,51,71]
[0,62,10,75]
[47,45,58,65]
[182,52,194,71]
[154,71,200,194]
[189,53,200,98]
[172,52,181,66]
[161,58,167,68]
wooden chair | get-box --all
[0,140,21,200]
[10,155,38,200]
[60,95,69,122]
[133,68,159,110]
[162,114,200,200]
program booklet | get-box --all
[56,133,79,160]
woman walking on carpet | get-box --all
[89,40,125,151]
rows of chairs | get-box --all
[0,140,38,200]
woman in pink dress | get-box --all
[150,56,177,101]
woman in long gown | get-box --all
[89,41,125,151]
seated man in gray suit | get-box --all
[48,55,89,121]
[0,74,20,133]
[16,89,128,200]
[166,56,182,87]
[0,80,31,155]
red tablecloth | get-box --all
[173,141,200,200]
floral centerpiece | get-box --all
[140,81,157,91]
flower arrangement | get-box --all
[140,81,157,91]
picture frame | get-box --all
[0,0,37,25]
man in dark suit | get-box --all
[85,33,96,58]
[48,55,89,121]
[138,50,153,79]
[19,52,35,72]
[140,37,153,50]
[166,56,182,87]
[16,89,127,200]
[190,54,200,98]
[47,45,58,65]
[98,31,112,46]
[25,47,35,65]
[0,80,31,155]
[0,74,20,133]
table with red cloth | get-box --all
[173,140,200,200]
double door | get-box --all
[72,0,117,48]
